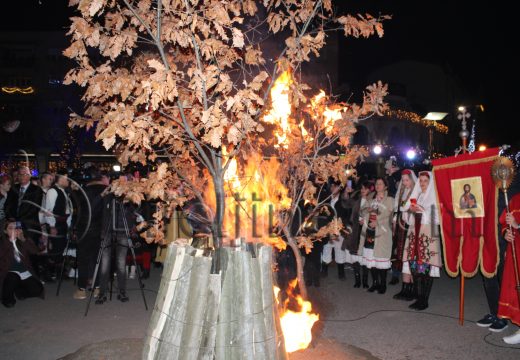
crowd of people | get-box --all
[0,165,155,308]
[301,158,440,313]
[1,157,519,345]
[297,156,520,344]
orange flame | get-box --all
[204,150,290,249]
[274,279,319,353]
[309,89,345,135]
[262,72,348,147]
[262,71,293,149]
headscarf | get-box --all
[393,169,417,212]
[409,171,439,226]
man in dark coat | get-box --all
[71,168,109,299]
[5,166,43,245]
[1,220,44,307]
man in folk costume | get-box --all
[497,193,520,344]
[359,177,394,294]
[342,181,374,288]
[403,171,442,310]
[391,169,417,301]
[321,181,348,280]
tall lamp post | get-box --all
[423,112,448,159]
[456,105,471,326]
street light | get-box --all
[406,149,417,160]
[423,112,448,158]
[373,145,382,155]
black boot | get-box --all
[389,269,399,285]
[353,262,361,288]
[95,293,107,305]
[362,266,369,288]
[117,290,129,303]
[393,283,407,300]
[409,275,422,309]
[415,277,433,311]
[377,269,388,294]
[338,263,346,281]
[402,283,415,301]
[398,283,413,301]
[321,263,329,278]
[367,268,379,292]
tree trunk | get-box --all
[211,171,225,273]
[283,227,308,300]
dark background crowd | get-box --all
[0,165,158,307]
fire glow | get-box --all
[274,280,319,353]
[262,71,293,148]
[262,71,348,149]
[204,151,291,248]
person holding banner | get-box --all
[497,193,520,344]
[403,171,442,311]
[391,169,417,300]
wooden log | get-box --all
[233,250,255,360]
[215,249,234,360]
[142,244,184,360]
[197,273,221,360]
[145,245,287,360]
[178,255,212,359]
[259,245,288,360]
[156,248,195,359]
[251,249,269,360]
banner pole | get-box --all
[459,136,468,326]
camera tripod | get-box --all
[84,199,148,316]
[55,226,76,297]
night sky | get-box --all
[1,0,514,148]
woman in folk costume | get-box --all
[402,171,441,311]
[392,169,417,301]
[359,177,394,294]
[497,193,520,344]
[342,181,374,288]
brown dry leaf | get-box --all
[232,28,244,48]
[89,0,105,17]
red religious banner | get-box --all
[432,148,500,278]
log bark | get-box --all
[143,244,185,360]
[198,273,221,360]
[178,254,212,359]
[144,245,287,360]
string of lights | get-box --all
[383,109,449,134]
[1,86,34,94]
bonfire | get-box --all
[63,1,389,358]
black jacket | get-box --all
[101,195,137,239]
[0,235,39,296]
[5,183,43,232]
[72,182,107,241]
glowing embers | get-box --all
[274,279,319,353]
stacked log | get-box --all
[143,243,288,360]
